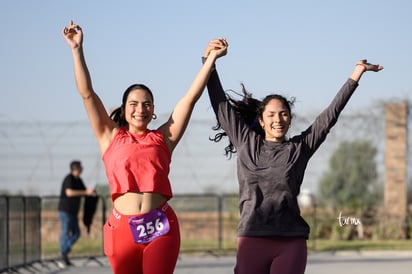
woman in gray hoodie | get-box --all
[203,38,382,274]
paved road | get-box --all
[10,251,412,274]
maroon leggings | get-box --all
[235,236,307,274]
[104,203,180,274]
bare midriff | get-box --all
[113,192,167,215]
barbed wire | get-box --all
[0,102,410,196]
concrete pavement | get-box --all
[7,251,412,274]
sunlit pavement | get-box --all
[9,251,412,274]
[175,251,412,274]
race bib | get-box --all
[128,209,170,244]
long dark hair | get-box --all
[210,84,294,158]
[109,84,154,127]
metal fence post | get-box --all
[0,196,10,271]
[218,195,223,250]
[101,195,107,256]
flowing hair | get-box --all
[210,84,294,158]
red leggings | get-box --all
[104,203,180,274]
[235,236,307,274]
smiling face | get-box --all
[124,88,155,134]
[259,98,291,142]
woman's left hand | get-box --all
[203,38,228,60]
[356,59,384,72]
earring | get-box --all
[152,113,157,120]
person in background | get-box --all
[58,160,95,266]
[62,20,227,273]
[203,38,383,274]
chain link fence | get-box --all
[2,107,411,197]
[1,194,244,272]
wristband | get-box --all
[356,63,367,70]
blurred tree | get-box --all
[0,189,11,195]
[95,183,110,198]
[318,140,378,209]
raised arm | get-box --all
[62,21,116,154]
[301,59,383,155]
[159,39,228,153]
[203,40,254,150]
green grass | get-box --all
[308,239,412,252]
[42,238,412,258]
[41,239,103,258]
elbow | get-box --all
[65,189,75,197]
[81,92,93,100]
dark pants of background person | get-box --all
[58,210,81,256]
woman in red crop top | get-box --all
[62,20,228,274]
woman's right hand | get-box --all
[203,38,228,60]
[61,20,83,50]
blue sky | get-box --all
[0,1,411,195]
[1,0,411,122]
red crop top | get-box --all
[102,127,172,201]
